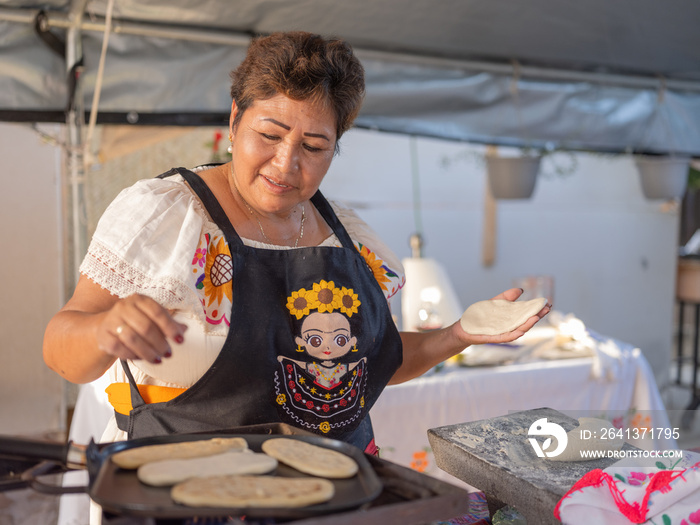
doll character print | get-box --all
[274,280,369,436]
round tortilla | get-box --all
[460,297,547,336]
[171,474,335,508]
[111,437,248,470]
[137,450,278,486]
[261,438,358,479]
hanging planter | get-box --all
[634,155,690,200]
[485,154,542,199]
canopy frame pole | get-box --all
[64,0,90,295]
[59,0,90,434]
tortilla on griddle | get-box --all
[112,436,248,470]
[137,450,278,486]
[171,474,335,508]
[261,438,358,479]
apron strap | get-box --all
[173,167,244,247]
[120,359,146,409]
[159,166,355,251]
[114,359,144,433]
[310,191,355,250]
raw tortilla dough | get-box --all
[460,297,547,336]
[547,417,625,462]
[171,474,335,508]
[137,450,278,486]
[111,437,248,470]
[261,438,358,479]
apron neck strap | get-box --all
[310,191,355,249]
[163,166,355,250]
[173,167,244,247]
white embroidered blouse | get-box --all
[79,170,405,441]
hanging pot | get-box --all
[485,155,542,199]
[634,155,690,200]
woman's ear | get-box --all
[229,100,239,137]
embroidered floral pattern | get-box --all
[192,247,206,268]
[681,508,700,525]
[202,236,233,306]
[338,286,361,317]
[286,281,362,318]
[308,280,341,313]
[191,233,232,326]
[355,242,404,299]
[286,288,314,320]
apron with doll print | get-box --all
[114,167,403,452]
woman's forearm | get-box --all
[43,309,117,384]
[391,323,466,384]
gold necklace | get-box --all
[312,362,343,382]
[230,164,306,247]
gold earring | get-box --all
[351,344,358,352]
[296,344,305,353]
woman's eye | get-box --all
[304,144,322,153]
[335,335,348,347]
[308,335,323,348]
[260,133,279,141]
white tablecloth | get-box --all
[369,340,674,489]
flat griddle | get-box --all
[93,433,382,519]
[1,427,382,520]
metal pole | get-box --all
[60,0,90,434]
[63,0,89,295]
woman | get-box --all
[43,31,550,454]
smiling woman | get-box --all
[42,31,549,480]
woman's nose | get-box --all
[271,141,300,173]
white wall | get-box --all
[323,129,678,387]
[0,122,65,435]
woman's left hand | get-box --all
[456,287,552,346]
[394,287,551,384]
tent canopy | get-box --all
[1,0,700,154]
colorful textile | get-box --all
[555,451,700,524]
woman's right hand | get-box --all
[44,276,188,383]
[96,294,188,364]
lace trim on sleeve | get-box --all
[80,239,192,310]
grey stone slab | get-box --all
[428,407,638,524]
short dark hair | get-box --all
[230,31,365,146]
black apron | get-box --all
[115,167,403,450]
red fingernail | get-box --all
[164,349,172,358]
[175,335,184,344]
[154,357,162,364]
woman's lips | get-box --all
[261,175,293,193]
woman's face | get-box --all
[229,93,337,215]
[296,312,357,362]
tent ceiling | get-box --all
[1,0,700,154]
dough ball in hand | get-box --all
[460,297,547,336]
